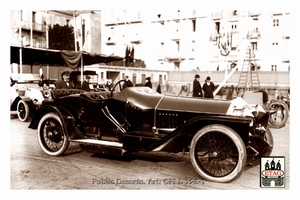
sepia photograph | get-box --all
[5,0,297,198]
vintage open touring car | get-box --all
[28,80,273,183]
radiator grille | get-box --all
[157,112,178,128]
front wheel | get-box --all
[268,100,289,129]
[37,113,69,156]
[17,100,30,122]
[190,124,247,183]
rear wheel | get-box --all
[190,124,247,183]
[37,113,69,156]
[17,100,29,122]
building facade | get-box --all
[10,10,104,81]
[100,10,290,72]
[10,10,290,87]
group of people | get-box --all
[193,74,215,98]
[122,75,152,89]
[56,71,156,93]
[56,71,92,91]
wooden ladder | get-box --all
[237,46,260,91]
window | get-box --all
[174,62,180,70]
[229,10,238,17]
[32,11,36,23]
[161,42,164,53]
[251,42,257,50]
[176,41,180,52]
[159,75,163,84]
[191,41,195,52]
[176,21,180,32]
[192,19,196,32]
[110,27,114,37]
[273,19,279,27]
[231,24,238,33]
[215,21,220,34]
[271,65,277,71]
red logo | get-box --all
[262,170,284,177]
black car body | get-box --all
[28,80,273,183]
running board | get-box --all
[71,139,123,147]
[71,139,125,156]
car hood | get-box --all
[113,87,231,115]
[157,95,231,114]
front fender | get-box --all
[28,105,76,136]
[10,96,33,111]
[149,115,251,152]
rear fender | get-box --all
[28,105,76,136]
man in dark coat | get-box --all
[144,77,152,88]
[56,71,74,89]
[81,75,92,91]
[203,76,215,98]
[123,75,133,89]
[193,74,203,97]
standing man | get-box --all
[123,75,133,89]
[144,77,152,88]
[56,71,74,89]
[192,74,203,97]
[81,75,92,91]
[203,76,215,98]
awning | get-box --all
[10,45,124,68]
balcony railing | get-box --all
[164,51,185,61]
[248,10,261,16]
[32,39,47,48]
[211,11,222,20]
[130,33,142,44]
[228,10,240,18]
[247,31,261,39]
[105,36,117,45]
[21,21,46,32]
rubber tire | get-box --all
[268,100,289,129]
[37,112,69,156]
[190,124,247,183]
[17,100,30,122]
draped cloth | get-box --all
[10,46,124,67]
[60,50,82,69]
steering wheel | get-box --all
[110,80,126,97]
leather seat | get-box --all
[81,91,110,100]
